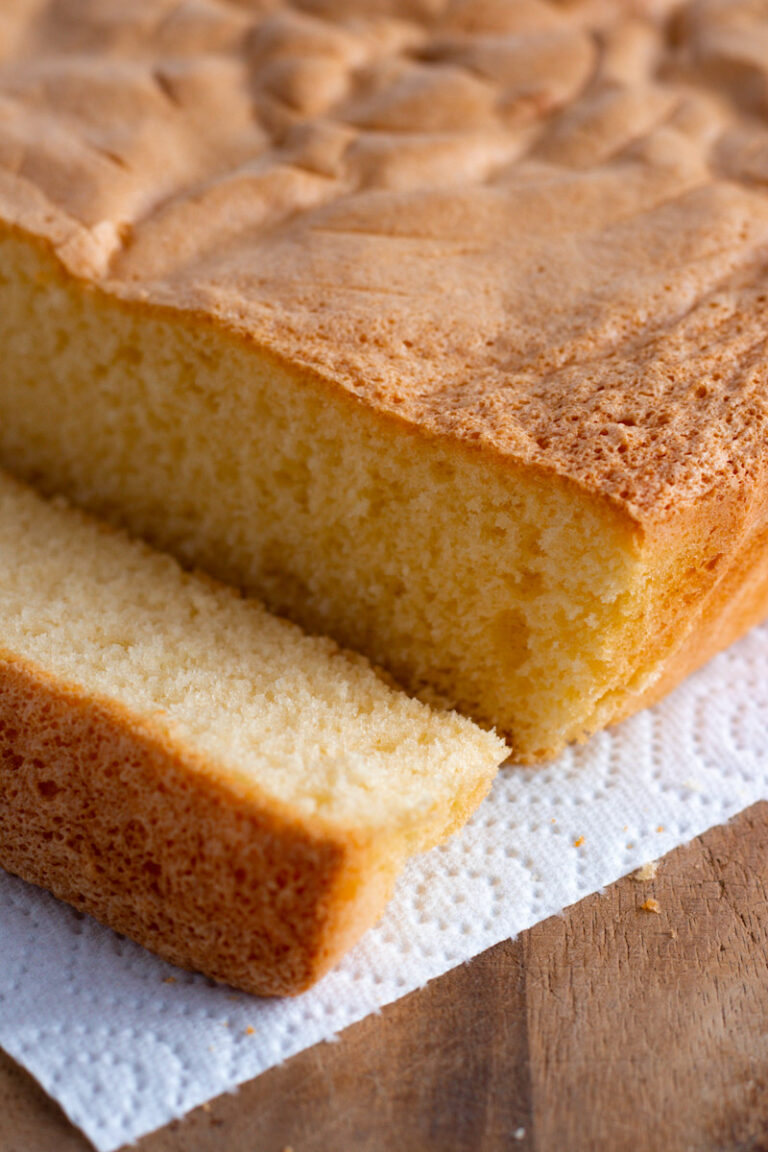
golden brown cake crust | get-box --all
[3,0,768,528]
[0,653,400,997]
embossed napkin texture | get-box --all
[1,623,766,1150]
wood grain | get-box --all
[4,802,768,1152]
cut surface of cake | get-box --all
[1,0,768,759]
[0,471,504,995]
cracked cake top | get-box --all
[2,0,768,521]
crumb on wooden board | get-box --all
[632,861,659,882]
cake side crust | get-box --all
[613,501,768,726]
[0,654,405,996]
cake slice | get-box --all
[0,472,504,996]
[0,1,767,761]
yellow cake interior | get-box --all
[0,229,673,761]
[0,468,503,845]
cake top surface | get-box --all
[2,0,768,521]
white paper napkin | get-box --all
[2,621,767,1151]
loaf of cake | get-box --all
[0,0,766,761]
[0,471,504,995]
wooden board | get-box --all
[4,801,768,1152]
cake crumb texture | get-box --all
[1,1,768,757]
[633,861,660,882]
[0,471,504,994]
